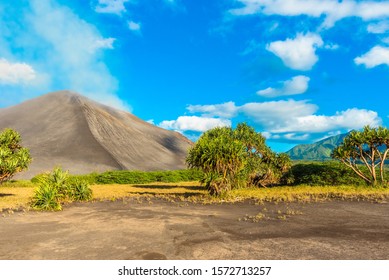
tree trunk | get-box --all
[380,149,389,184]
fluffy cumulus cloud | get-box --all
[266,33,323,70]
[239,100,318,129]
[240,101,381,134]
[164,99,381,141]
[354,46,389,68]
[94,0,129,15]
[0,59,36,85]
[266,108,381,134]
[159,116,231,132]
[230,0,389,28]
[0,0,128,110]
[257,75,310,97]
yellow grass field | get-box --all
[1,181,388,211]
[0,181,35,211]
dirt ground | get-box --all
[0,198,388,260]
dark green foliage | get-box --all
[0,128,32,183]
[287,161,366,186]
[31,167,93,211]
[186,123,291,195]
[93,169,204,185]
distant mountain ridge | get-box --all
[286,133,347,161]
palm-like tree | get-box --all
[332,126,389,185]
[186,123,291,195]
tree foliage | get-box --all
[186,123,291,195]
[331,126,389,185]
[0,128,31,184]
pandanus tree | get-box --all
[331,126,389,185]
[0,128,32,183]
[186,123,291,195]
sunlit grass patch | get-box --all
[91,183,389,204]
[0,186,34,211]
[91,181,207,201]
[1,181,389,211]
[1,180,36,188]
[221,185,389,203]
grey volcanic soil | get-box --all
[0,91,192,179]
[0,199,388,259]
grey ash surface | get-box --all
[0,91,192,179]
[0,199,388,260]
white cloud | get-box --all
[230,0,389,28]
[354,46,389,68]
[367,21,389,34]
[187,101,238,118]
[128,21,141,33]
[159,116,231,132]
[284,133,310,141]
[269,108,381,134]
[266,33,323,70]
[162,99,381,141]
[0,0,129,110]
[257,75,310,97]
[239,100,381,134]
[240,100,318,129]
[0,58,36,85]
[94,0,129,15]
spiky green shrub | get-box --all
[31,167,92,211]
[70,180,93,201]
[30,181,62,211]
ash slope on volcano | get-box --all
[0,91,192,179]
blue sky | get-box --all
[1,0,389,151]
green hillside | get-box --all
[286,133,347,160]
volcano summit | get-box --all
[0,91,192,179]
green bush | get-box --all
[68,172,99,185]
[31,167,93,211]
[30,181,62,211]
[288,161,366,186]
[94,169,203,185]
[32,169,203,186]
[70,180,93,201]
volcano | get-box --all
[0,91,192,179]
